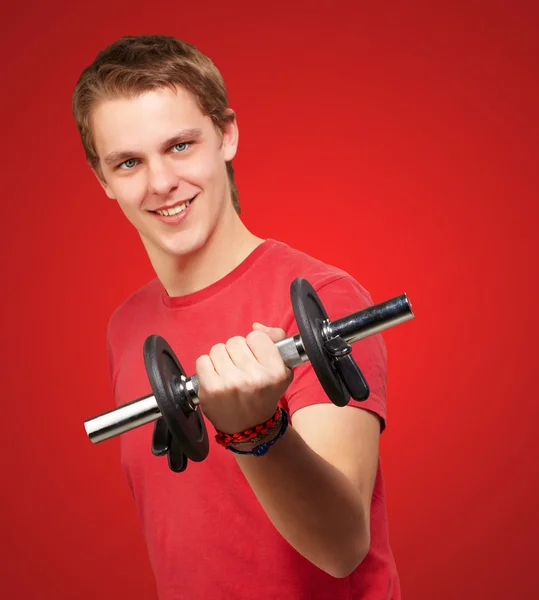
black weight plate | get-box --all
[143,335,209,462]
[167,437,189,473]
[290,278,350,407]
[151,418,171,456]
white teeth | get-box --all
[156,200,191,216]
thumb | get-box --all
[252,322,287,342]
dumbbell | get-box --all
[84,278,414,472]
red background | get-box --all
[1,1,537,598]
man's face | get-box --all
[90,85,238,259]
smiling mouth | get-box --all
[152,195,196,216]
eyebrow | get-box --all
[102,128,203,166]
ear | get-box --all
[89,162,117,200]
[221,108,239,162]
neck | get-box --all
[143,210,264,297]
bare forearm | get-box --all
[234,425,370,578]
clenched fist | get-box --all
[195,323,294,434]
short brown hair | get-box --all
[72,34,240,213]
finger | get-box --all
[195,354,221,392]
[225,336,260,372]
[245,330,289,375]
[209,342,240,377]
[252,322,287,343]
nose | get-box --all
[147,159,180,196]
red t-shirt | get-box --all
[107,239,400,599]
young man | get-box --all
[72,34,400,599]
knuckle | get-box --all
[195,354,210,369]
[270,364,290,384]
[246,330,266,346]
[222,379,242,396]
[271,371,286,386]
[248,369,270,389]
[246,330,261,342]
[210,343,226,356]
[226,336,245,349]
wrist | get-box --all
[214,407,281,447]
[215,407,289,457]
[227,415,283,452]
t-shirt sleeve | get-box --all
[282,275,388,431]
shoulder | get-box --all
[261,239,375,314]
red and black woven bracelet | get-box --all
[214,408,281,448]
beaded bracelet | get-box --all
[214,408,289,457]
[227,409,289,457]
[214,408,281,447]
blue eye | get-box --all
[173,142,190,152]
[116,142,190,171]
[119,158,137,170]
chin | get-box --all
[140,208,223,261]
[163,229,211,258]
